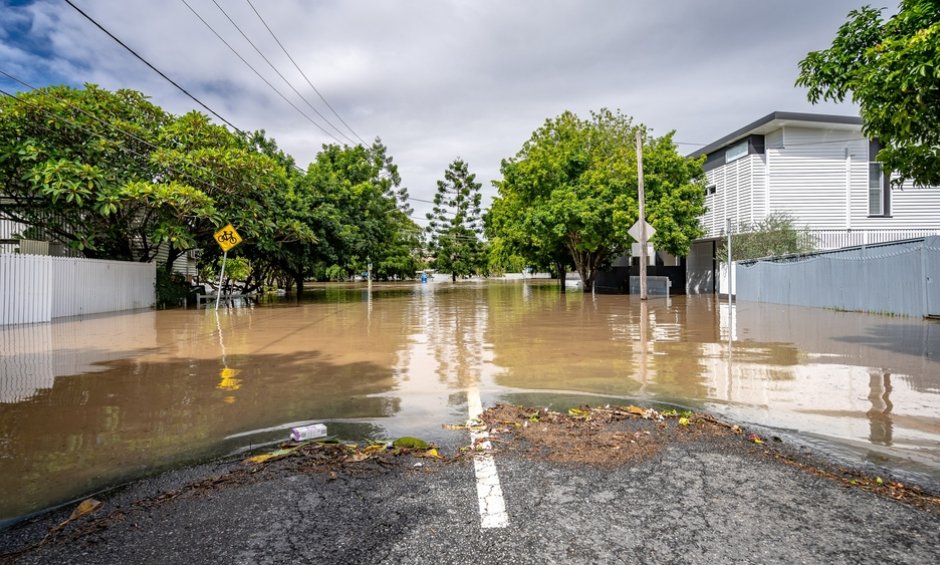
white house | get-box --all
[686,111,940,293]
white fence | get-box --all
[0,254,155,325]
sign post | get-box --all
[635,131,648,300]
[213,223,243,309]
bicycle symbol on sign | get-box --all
[217,231,238,244]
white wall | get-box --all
[702,153,764,238]
[699,124,940,250]
[0,254,155,326]
[767,125,867,230]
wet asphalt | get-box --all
[2,429,939,565]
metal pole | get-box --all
[636,130,648,300]
[726,218,732,305]
[215,250,228,310]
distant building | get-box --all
[686,111,940,293]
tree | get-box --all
[489,109,706,292]
[200,255,251,294]
[796,0,940,186]
[426,159,487,282]
[301,142,420,285]
[485,194,574,292]
[0,84,319,280]
[717,213,816,263]
[0,84,217,261]
[153,112,318,276]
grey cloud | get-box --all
[1,0,868,212]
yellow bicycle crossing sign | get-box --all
[214,224,243,252]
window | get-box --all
[706,184,716,196]
[725,141,748,163]
[869,162,888,216]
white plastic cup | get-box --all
[290,423,327,442]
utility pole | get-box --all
[726,218,733,305]
[636,130,648,300]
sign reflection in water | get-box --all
[1,281,938,522]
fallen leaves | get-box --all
[241,436,445,470]
[465,404,721,467]
[52,498,103,532]
[244,446,301,465]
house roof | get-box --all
[688,111,862,159]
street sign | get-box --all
[631,243,656,265]
[628,220,655,242]
[214,224,242,252]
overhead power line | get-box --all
[244,0,367,145]
[0,69,434,218]
[178,0,347,146]
[63,0,245,135]
[208,0,357,145]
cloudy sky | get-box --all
[1,0,872,223]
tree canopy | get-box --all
[796,0,940,186]
[0,84,215,261]
[487,109,706,291]
[0,84,421,297]
[426,159,487,281]
[717,213,816,263]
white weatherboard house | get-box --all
[685,111,940,293]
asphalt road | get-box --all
[3,421,939,565]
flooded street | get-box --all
[2,280,939,523]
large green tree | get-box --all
[0,83,422,297]
[426,159,487,282]
[302,142,420,285]
[796,0,940,186]
[489,109,706,292]
[0,84,217,261]
[0,84,318,279]
[152,112,317,276]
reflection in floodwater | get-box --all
[1,282,939,522]
[868,372,893,446]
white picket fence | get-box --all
[0,254,155,325]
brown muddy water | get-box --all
[1,280,939,523]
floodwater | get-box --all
[1,281,939,523]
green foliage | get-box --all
[199,255,252,289]
[325,264,347,282]
[486,237,528,276]
[223,256,252,281]
[301,141,420,283]
[488,109,706,291]
[154,269,190,309]
[426,159,488,281]
[0,84,421,295]
[717,213,816,262]
[0,84,217,260]
[796,0,940,186]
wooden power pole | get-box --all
[636,130,648,300]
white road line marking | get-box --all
[467,388,509,529]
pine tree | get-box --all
[426,159,486,282]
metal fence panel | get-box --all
[927,237,940,316]
[737,238,937,317]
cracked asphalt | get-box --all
[3,428,939,565]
